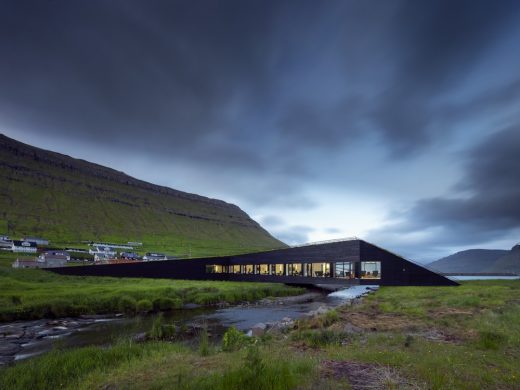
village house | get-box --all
[11,240,37,253]
[142,252,168,261]
[38,251,70,267]
[120,252,139,260]
[0,238,12,250]
[12,257,41,269]
[89,245,117,262]
[21,236,49,246]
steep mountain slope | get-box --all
[487,245,520,274]
[0,134,285,256]
[428,249,508,273]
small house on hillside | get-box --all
[143,252,167,261]
[38,251,70,267]
[11,240,37,253]
[0,239,12,250]
[89,246,116,262]
[22,236,49,246]
[40,250,71,261]
[120,252,139,260]
[12,257,40,269]
[0,235,9,241]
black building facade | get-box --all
[49,239,458,286]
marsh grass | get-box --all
[2,276,518,389]
[318,280,520,389]
[0,340,186,390]
[291,329,347,348]
[0,253,303,321]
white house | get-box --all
[143,252,168,261]
[89,246,116,262]
[11,240,37,253]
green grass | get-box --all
[0,136,285,257]
[2,277,519,389]
[0,341,316,390]
[298,280,520,389]
[0,253,303,322]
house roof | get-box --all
[12,240,37,247]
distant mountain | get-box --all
[487,245,520,274]
[428,249,508,273]
[0,134,286,256]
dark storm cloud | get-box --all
[277,0,520,156]
[1,0,520,213]
[368,126,520,249]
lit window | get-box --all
[310,263,330,277]
[288,263,302,276]
[361,261,381,279]
[206,265,224,274]
[259,264,270,275]
[271,264,284,275]
[244,264,254,274]
[334,262,353,278]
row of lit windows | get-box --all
[205,261,381,279]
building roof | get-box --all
[43,250,70,257]
[12,240,37,247]
[42,254,68,261]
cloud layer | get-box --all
[1,0,520,259]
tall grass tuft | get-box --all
[198,322,212,356]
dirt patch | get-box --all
[339,311,421,332]
[320,360,422,389]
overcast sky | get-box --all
[1,0,520,262]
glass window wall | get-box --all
[259,264,270,275]
[335,262,353,278]
[361,261,381,279]
[310,262,330,277]
[288,263,303,276]
[271,264,284,275]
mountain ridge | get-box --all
[427,249,508,273]
[0,133,285,256]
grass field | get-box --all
[0,252,303,322]
[1,279,519,389]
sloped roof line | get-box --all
[290,237,360,248]
[361,239,458,282]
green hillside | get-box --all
[0,134,286,256]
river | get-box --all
[0,285,377,365]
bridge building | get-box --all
[48,239,457,286]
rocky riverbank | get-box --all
[0,316,121,365]
[247,287,377,337]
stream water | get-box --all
[0,285,378,365]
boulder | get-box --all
[251,322,267,337]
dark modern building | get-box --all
[49,239,458,286]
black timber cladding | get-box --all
[48,239,458,286]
